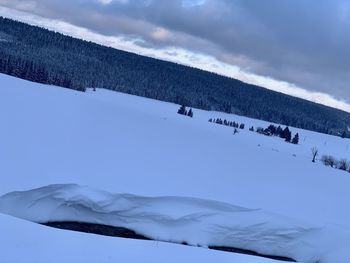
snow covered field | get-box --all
[1,74,350,262]
[2,213,280,263]
[1,184,350,262]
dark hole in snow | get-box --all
[209,246,296,262]
[42,221,151,240]
[42,221,297,262]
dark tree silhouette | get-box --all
[177,105,187,115]
[281,127,292,142]
[187,108,193,118]
[292,133,299,144]
[311,147,318,163]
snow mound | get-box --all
[0,213,280,263]
[1,184,349,263]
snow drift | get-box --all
[1,184,349,263]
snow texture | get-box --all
[1,184,350,263]
[1,213,280,263]
[1,73,350,262]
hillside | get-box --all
[1,74,350,262]
[0,16,349,137]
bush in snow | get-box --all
[321,155,338,168]
[337,159,349,171]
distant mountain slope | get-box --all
[0,16,349,137]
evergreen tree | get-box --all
[282,127,292,142]
[292,133,299,144]
[177,105,187,115]
[187,108,193,118]
[267,124,277,135]
[276,126,283,137]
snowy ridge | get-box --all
[1,184,349,263]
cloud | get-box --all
[0,1,350,112]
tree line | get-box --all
[208,118,245,129]
[251,124,299,144]
[1,16,350,138]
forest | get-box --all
[0,16,349,138]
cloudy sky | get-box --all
[1,0,350,111]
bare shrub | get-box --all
[311,147,318,163]
[321,155,338,168]
[337,159,349,171]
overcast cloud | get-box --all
[0,0,349,111]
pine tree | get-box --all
[282,127,292,142]
[187,108,193,118]
[276,126,283,137]
[177,105,187,115]
[292,133,299,144]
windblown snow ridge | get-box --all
[0,184,349,263]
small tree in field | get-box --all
[281,127,291,142]
[311,147,318,163]
[177,105,187,115]
[187,108,193,118]
[292,133,299,144]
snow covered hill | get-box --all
[1,73,350,262]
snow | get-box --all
[1,73,350,262]
[1,184,350,263]
[0,213,277,263]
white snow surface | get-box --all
[1,213,278,263]
[1,184,350,263]
[1,73,350,262]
